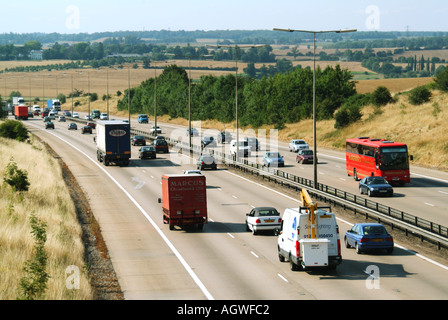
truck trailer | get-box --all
[161,174,208,230]
[47,99,61,111]
[14,105,29,120]
[96,121,131,166]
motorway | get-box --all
[23,115,448,300]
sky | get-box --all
[3,0,448,34]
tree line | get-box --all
[116,64,356,128]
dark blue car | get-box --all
[344,223,394,254]
[359,176,393,197]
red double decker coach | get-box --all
[346,137,412,185]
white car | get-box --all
[184,170,202,175]
[100,113,108,120]
[289,139,309,152]
[245,207,282,235]
[72,112,79,118]
[150,126,162,134]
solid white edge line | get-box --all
[36,126,215,300]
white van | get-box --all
[230,139,251,157]
[277,207,342,270]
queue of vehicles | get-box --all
[23,110,402,271]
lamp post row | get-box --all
[3,28,356,190]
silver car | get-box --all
[289,139,309,152]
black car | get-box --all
[217,131,232,144]
[201,136,217,148]
[68,123,78,130]
[131,135,146,146]
[197,155,217,170]
[45,122,54,129]
[359,176,394,197]
[153,139,169,153]
[138,146,156,159]
[82,126,92,134]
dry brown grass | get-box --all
[0,136,93,300]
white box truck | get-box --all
[277,206,342,271]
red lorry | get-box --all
[14,106,29,120]
[161,174,208,230]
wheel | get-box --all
[344,237,351,248]
[359,187,363,195]
[367,189,372,197]
[355,242,362,254]
[354,169,359,181]
[289,254,300,271]
[278,247,285,262]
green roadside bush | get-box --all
[0,119,29,142]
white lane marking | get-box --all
[424,202,435,207]
[250,251,259,258]
[277,274,288,283]
[33,125,215,300]
[227,233,235,239]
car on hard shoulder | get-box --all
[344,223,394,254]
[138,114,149,123]
[262,152,284,167]
[196,155,217,170]
[153,139,169,153]
[359,176,393,197]
[289,139,309,152]
[68,123,78,130]
[296,149,314,164]
[131,135,146,146]
[82,125,92,134]
[217,131,232,144]
[45,121,54,129]
[138,146,156,159]
[245,207,282,235]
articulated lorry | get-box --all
[96,121,131,166]
[160,174,208,230]
[47,99,61,111]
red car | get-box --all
[296,149,314,164]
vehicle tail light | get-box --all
[295,240,301,257]
[201,161,204,165]
[337,239,341,256]
[386,236,393,242]
[278,218,282,223]
[255,219,261,224]
[360,237,370,243]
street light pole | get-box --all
[207,44,265,162]
[273,28,356,190]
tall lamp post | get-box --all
[273,28,356,190]
[207,44,265,161]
